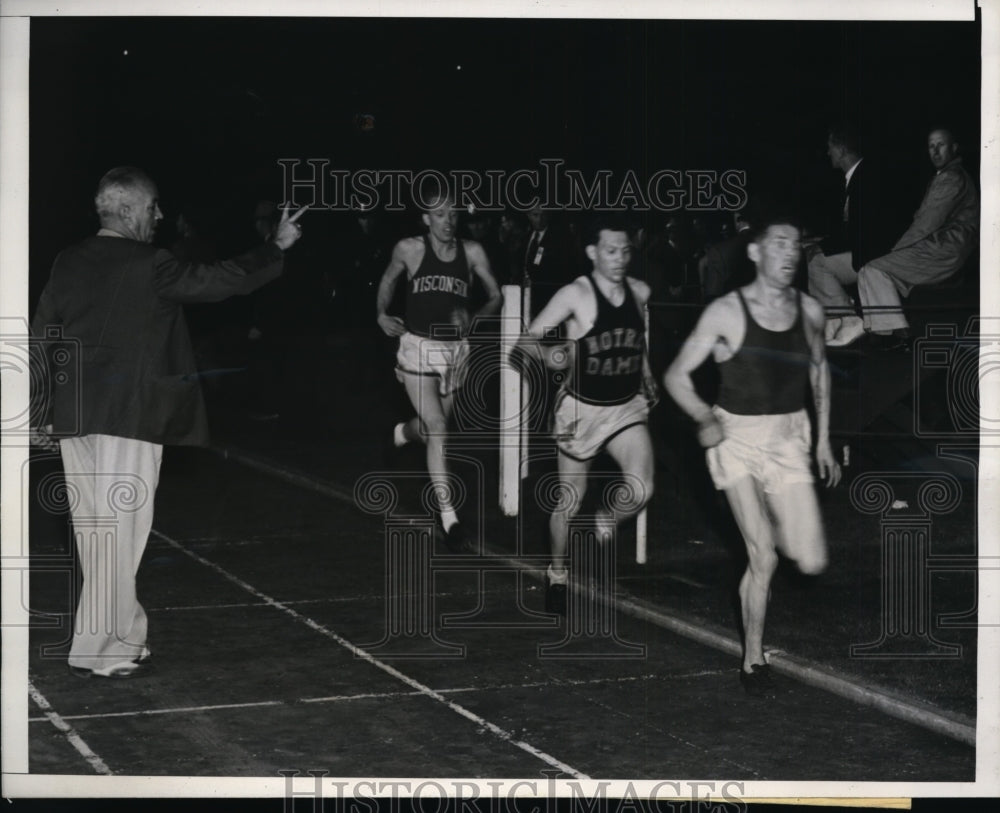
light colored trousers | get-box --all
[59,434,163,670]
[807,251,908,333]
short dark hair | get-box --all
[828,123,862,156]
[583,213,633,248]
[748,212,800,243]
[414,176,454,212]
[94,166,154,221]
[928,125,959,146]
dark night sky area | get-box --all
[28,14,981,295]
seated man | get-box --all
[805,124,900,346]
[832,127,979,348]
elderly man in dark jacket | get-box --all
[32,166,304,678]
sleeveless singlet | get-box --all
[405,236,471,339]
[568,275,646,406]
[716,288,811,415]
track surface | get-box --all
[27,448,975,780]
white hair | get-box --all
[94,166,153,223]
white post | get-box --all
[636,304,650,564]
[636,510,648,565]
[499,285,522,516]
[519,284,532,482]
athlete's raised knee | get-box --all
[795,547,828,576]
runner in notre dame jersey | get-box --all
[524,214,657,614]
[376,187,501,551]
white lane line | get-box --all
[30,671,730,723]
[148,533,321,547]
[151,529,590,780]
[662,573,708,589]
[146,597,377,612]
[214,447,357,503]
[30,698,285,723]
[145,587,521,613]
[215,447,977,746]
[28,679,113,775]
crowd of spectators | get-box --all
[153,122,978,425]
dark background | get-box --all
[29,14,981,302]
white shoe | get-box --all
[824,318,843,342]
[827,316,866,347]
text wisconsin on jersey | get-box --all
[412,275,470,296]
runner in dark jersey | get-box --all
[376,188,501,551]
[524,214,657,614]
[665,215,841,695]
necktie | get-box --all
[526,231,540,265]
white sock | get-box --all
[441,509,459,531]
[393,422,408,447]
[547,563,568,585]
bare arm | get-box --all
[804,295,841,487]
[466,241,502,320]
[156,204,305,302]
[664,299,729,446]
[516,279,581,366]
[376,240,411,336]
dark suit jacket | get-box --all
[523,224,577,315]
[700,229,755,301]
[32,235,284,446]
[821,159,900,270]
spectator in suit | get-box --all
[699,209,756,301]
[333,206,394,330]
[522,203,575,316]
[498,209,529,286]
[465,210,509,290]
[805,124,901,346]
[644,215,692,378]
[848,127,979,348]
[31,166,303,678]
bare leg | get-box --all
[769,483,828,575]
[602,423,655,538]
[400,373,456,525]
[723,476,778,672]
[550,452,591,571]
